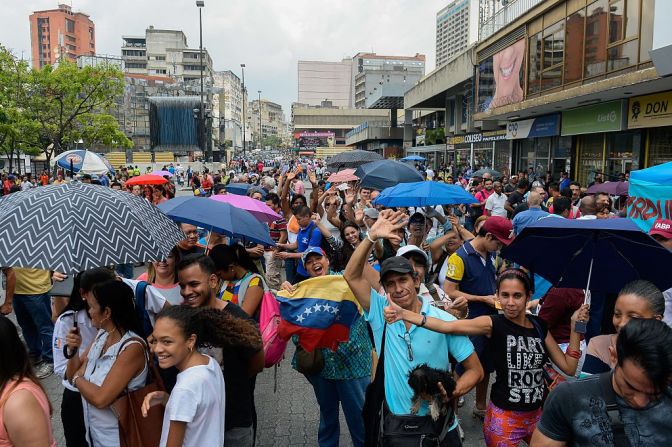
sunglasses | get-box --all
[398,331,414,361]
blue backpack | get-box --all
[134,281,154,339]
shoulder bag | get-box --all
[110,337,165,447]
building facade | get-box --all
[298,59,353,107]
[29,3,95,69]
[351,53,426,108]
[212,70,245,151]
[248,99,286,147]
[121,27,213,82]
[473,0,670,185]
[436,0,470,68]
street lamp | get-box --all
[241,63,246,156]
[196,1,208,162]
[258,90,262,150]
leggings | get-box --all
[483,402,542,447]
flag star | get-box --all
[304,307,312,315]
[296,314,305,323]
[333,307,340,315]
[313,304,322,312]
[323,304,332,313]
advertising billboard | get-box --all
[478,39,526,112]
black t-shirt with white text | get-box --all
[488,315,548,412]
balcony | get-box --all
[480,0,544,41]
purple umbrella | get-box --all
[151,170,173,178]
[210,194,281,223]
[586,181,629,196]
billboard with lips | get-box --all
[478,39,526,112]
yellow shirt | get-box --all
[13,268,52,295]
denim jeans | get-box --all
[306,374,369,447]
[13,293,54,363]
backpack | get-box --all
[134,281,154,340]
[257,277,287,367]
[237,274,287,367]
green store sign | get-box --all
[561,100,624,136]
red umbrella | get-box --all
[327,169,359,183]
[126,174,169,186]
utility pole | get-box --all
[258,90,262,150]
[241,63,246,156]
[196,1,207,162]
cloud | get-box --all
[2,0,445,114]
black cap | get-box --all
[379,256,414,281]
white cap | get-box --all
[396,245,429,266]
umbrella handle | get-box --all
[584,257,593,307]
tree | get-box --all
[23,61,130,166]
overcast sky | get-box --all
[2,0,446,115]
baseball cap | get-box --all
[363,208,379,219]
[379,256,415,280]
[649,219,672,239]
[397,245,429,266]
[482,216,514,246]
[301,247,325,265]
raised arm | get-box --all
[384,299,493,336]
[344,209,408,312]
[544,305,590,376]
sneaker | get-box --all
[34,362,53,379]
[458,396,465,407]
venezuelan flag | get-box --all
[277,276,362,352]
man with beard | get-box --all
[176,223,206,257]
[177,254,264,447]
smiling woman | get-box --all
[490,38,526,110]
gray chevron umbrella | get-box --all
[0,183,184,274]
[326,150,383,170]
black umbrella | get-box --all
[0,183,184,274]
[471,168,502,178]
[326,150,383,170]
[354,160,424,190]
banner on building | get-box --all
[561,100,625,136]
[448,129,507,145]
[477,39,527,112]
[627,91,672,129]
[506,114,560,140]
[626,161,672,232]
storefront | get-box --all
[561,100,644,185]
[507,114,571,179]
[447,130,509,173]
[627,91,672,167]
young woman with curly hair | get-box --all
[143,305,263,447]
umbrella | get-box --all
[54,150,115,175]
[354,160,424,190]
[373,181,478,207]
[225,182,255,196]
[327,169,359,183]
[158,196,274,246]
[210,194,281,223]
[471,168,502,178]
[0,183,183,274]
[586,181,629,196]
[400,155,426,162]
[151,170,174,178]
[501,217,672,294]
[326,150,383,170]
[126,174,169,186]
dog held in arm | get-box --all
[408,364,456,421]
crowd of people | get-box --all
[0,156,671,447]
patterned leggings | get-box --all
[483,402,542,447]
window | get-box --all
[565,9,585,83]
[65,19,75,33]
[639,0,654,62]
[584,0,608,77]
[541,20,565,91]
[607,39,639,71]
[528,33,542,94]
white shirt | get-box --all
[426,168,435,180]
[121,278,167,325]
[53,309,97,391]
[485,192,508,217]
[160,356,226,447]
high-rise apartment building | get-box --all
[212,70,245,150]
[121,27,213,82]
[351,53,425,108]
[297,59,353,108]
[435,0,479,68]
[29,3,95,69]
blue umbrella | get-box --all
[157,196,274,246]
[501,217,672,294]
[400,155,426,162]
[225,182,260,197]
[373,181,478,207]
[354,160,424,190]
[53,150,114,175]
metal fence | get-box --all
[479,0,544,41]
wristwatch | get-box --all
[419,312,427,327]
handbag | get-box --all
[381,403,452,447]
[110,337,165,447]
[295,344,324,375]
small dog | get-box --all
[408,364,456,421]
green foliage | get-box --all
[261,135,282,148]
[0,47,132,169]
[425,127,445,146]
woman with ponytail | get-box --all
[384,268,590,447]
[209,244,265,319]
[143,305,262,447]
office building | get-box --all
[29,3,95,69]
[212,70,245,150]
[121,27,213,82]
[297,59,353,107]
[351,52,425,108]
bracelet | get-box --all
[566,349,582,360]
[462,307,469,320]
[71,374,81,387]
[419,312,427,327]
[366,233,377,244]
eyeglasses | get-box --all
[398,331,414,361]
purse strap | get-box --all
[598,372,631,447]
[117,336,165,392]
